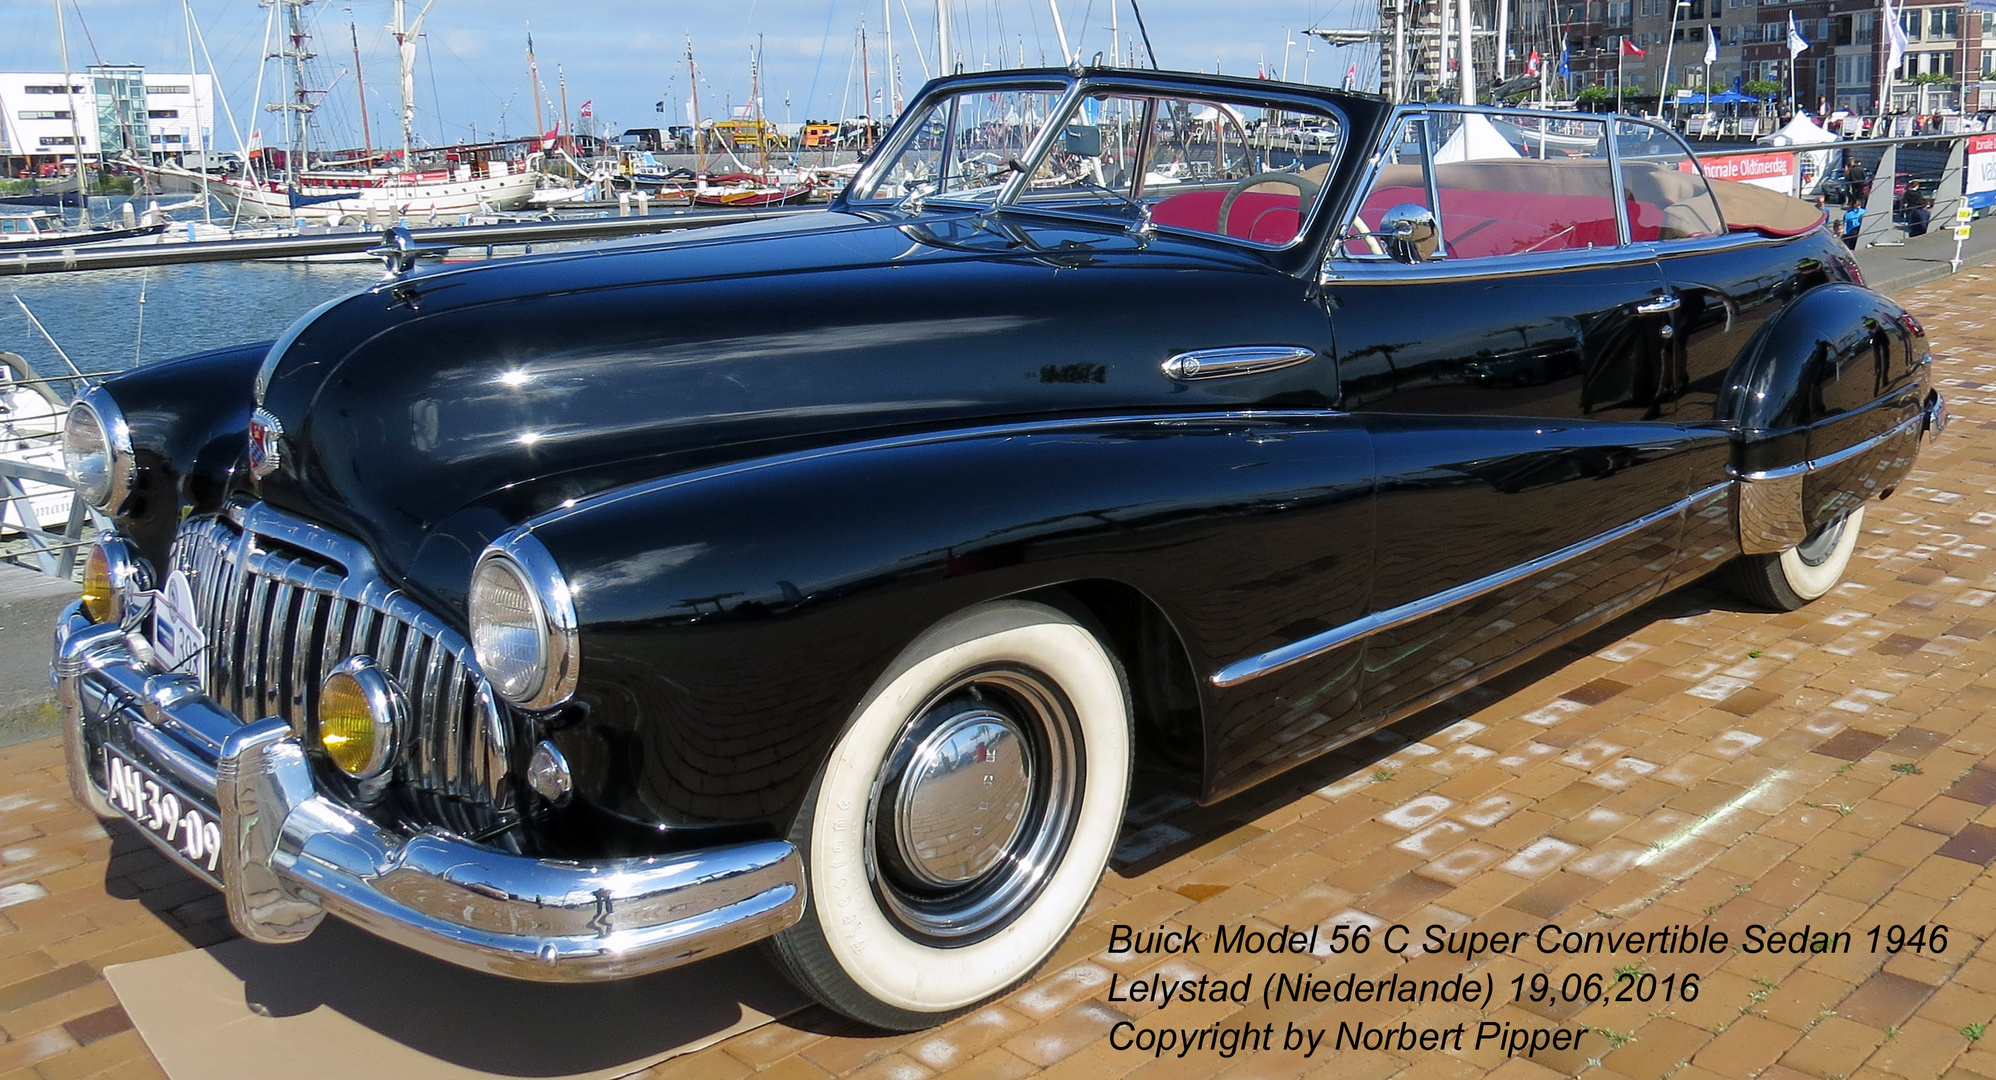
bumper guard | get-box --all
[53,604,806,981]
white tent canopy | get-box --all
[1759,114,1839,147]
[1435,113,1522,163]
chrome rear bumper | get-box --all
[54,605,805,981]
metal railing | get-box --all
[0,452,103,578]
[0,206,819,277]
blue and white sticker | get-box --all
[150,570,205,677]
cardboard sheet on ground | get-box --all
[104,918,808,1080]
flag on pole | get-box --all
[579,100,593,119]
[1527,48,1542,75]
[1704,24,1719,65]
[1621,37,1645,57]
[1883,0,1909,77]
[1342,61,1358,89]
[1786,13,1810,57]
[1558,44,1571,77]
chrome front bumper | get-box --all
[54,604,805,981]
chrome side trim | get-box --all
[1161,345,1317,381]
[1732,410,1924,555]
[1733,410,1925,484]
[1211,481,1729,688]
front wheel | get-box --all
[1726,505,1866,610]
[767,600,1132,1030]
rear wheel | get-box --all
[767,600,1132,1030]
[1727,505,1866,610]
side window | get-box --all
[1430,112,1616,258]
[1613,119,1727,241]
[1127,96,1342,246]
[1340,116,1434,257]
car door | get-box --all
[1321,109,1713,723]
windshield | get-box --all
[856,80,1344,247]
[853,88,1066,204]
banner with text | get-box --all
[1684,151,1798,195]
[1968,134,1996,210]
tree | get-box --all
[1742,79,1782,99]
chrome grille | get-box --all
[171,504,516,834]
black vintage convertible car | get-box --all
[56,68,1941,1030]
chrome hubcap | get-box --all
[869,668,1082,944]
[892,712,1033,887]
[1796,512,1850,567]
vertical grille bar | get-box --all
[169,512,515,834]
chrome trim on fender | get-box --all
[1161,346,1317,381]
[1211,481,1731,688]
[54,603,806,980]
[1732,410,1925,555]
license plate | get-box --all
[103,746,224,878]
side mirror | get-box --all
[1378,203,1441,263]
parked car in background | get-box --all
[56,67,1940,1033]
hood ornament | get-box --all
[366,224,452,280]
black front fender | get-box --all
[521,413,1375,839]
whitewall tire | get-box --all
[1728,505,1865,610]
[767,600,1131,1030]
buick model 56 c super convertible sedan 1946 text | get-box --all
[55,67,1942,1030]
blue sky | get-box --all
[1,1,1375,151]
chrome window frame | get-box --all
[1324,104,1786,281]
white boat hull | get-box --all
[219,169,540,222]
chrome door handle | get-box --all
[1162,345,1317,381]
[1635,294,1682,315]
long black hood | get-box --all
[251,209,1335,612]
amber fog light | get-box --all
[317,657,405,778]
[80,537,150,624]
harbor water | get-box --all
[2,260,384,388]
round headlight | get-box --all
[318,657,404,778]
[62,389,133,511]
[468,535,578,711]
[80,537,151,625]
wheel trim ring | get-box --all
[863,665,1084,945]
[1795,512,1849,567]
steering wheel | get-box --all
[1217,171,1322,237]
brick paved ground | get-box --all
[7,269,1996,1080]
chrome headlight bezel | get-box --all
[81,535,153,626]
[468,532,579,712]
[63,387,134,511]
[318,655,407,779]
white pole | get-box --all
[1497,0,1510,78]
[1440,0,1453,98]
[1049,0,1073,65]
[1392,0,1407,101]
[1459,0,1476,102]
[937,0,950,75]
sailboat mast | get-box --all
[527,28,545,141]
[392,1,436,165]
[54,0,91,227]
[350,21,373,164]
[861,20,872,152]
[688,39,705,174]
[181,0,211,223]
[754,38,768,175]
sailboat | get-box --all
[686,39,814,208]
[201,0,538,222]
